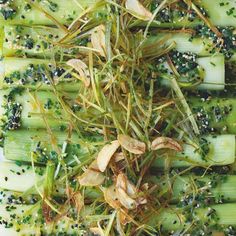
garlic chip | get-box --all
[97,140,120,172]
[115,173,138,210]
[116,187,137,210]
[151,137,183,152]
[105,173,147,210]
[78,160,105,186]
[114,152,125,162]
[116,173,137,198]
[116,173,128,190]
[125,0,153,21]
[126,180,137,198]
[91,24,106,57]
[104,184,120,209]
[118,134,146,154]
[66,59,90,87]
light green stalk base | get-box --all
[152,203,236,232]
[160,55,225,90]
[0,89,76,129]
[154,33,235,61]
[200,0,236,27]
[0,57,81,92]
[0,161,44,192]
[2,25,65,57]
[0,0,97,26]
[3,129,97,164]
[0,188,39,205]
[188,96,236,134]
[147,33,214,56]
[172,175,236,202]
[152,135,235,167]
[0,203,81,235]
[0,89,102,130]
[0,201,236,235]
[197,56,225,90]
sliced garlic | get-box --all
[151,136,182,152]
[104,184,120,209]
[78,161,105,186]
[126,180,137,198]
[116,173,128,191]
[97,140,120,172]
[91,24,106,57]
[115,173,139,210]
[116,187,137,210]
[66,59,90,87]
[118,134,146,154]
[125,0,153,21]
[114,152,125,162]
